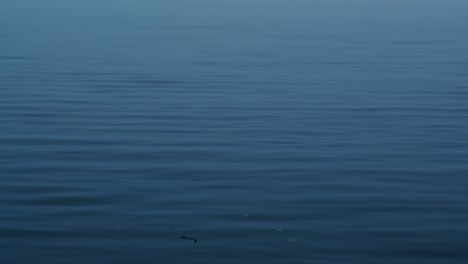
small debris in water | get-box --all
[287,238,297,242]
[275,228,283,232]
[242,213,250,217]
[180,236,198,243]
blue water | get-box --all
[1,0,468,263]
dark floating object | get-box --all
[180,235,198,243]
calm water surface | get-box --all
[1,0,468,263]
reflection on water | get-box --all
[1,0,468,263]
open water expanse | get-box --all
[1,0,468,263]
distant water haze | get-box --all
[1,0,468,263]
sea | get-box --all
[1,0,468,263]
